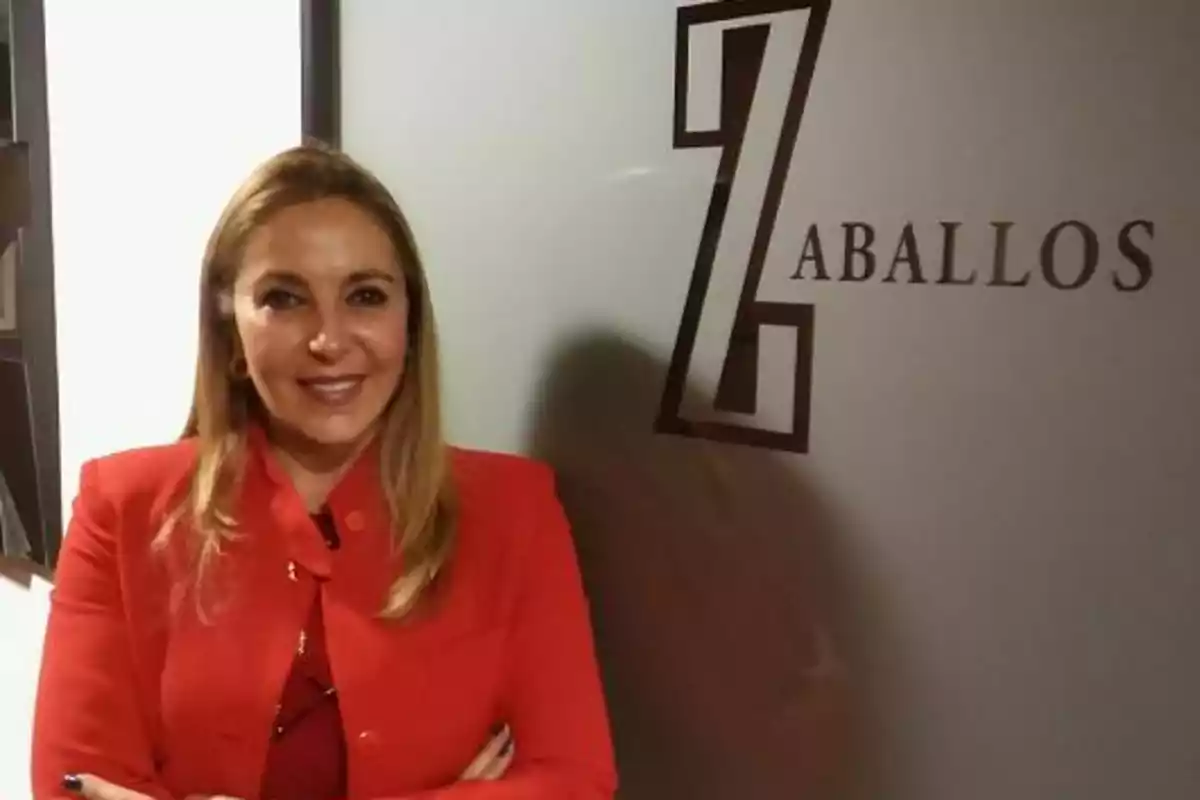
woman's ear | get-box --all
[216,288,236,319]
[229,352,249,381]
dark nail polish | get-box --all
[61,774,83,792]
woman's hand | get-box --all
[458,724,515,781]
[63,728,516,799]
[63,774,242,800]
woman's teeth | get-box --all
[300,377,364,406]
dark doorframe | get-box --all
[301,0,341,147]
[2,0,60,569]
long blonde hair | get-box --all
[164,143,456,619]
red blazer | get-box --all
[31,431,617,799]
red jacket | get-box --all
[31,431,617,799]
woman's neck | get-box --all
[266,424,376,512]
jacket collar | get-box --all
[244,423,383,499]
[241,424,395,586]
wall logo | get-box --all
[656,0,1154,454]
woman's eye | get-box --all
[348,286,389,307]
[260,288,303,310]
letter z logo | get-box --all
[657,0,831,454]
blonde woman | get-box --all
[32,145,616,800]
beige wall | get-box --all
[340,1,1200,798]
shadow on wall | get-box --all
[526,330,903,800]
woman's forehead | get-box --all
[238,198,403,284]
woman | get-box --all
[31,145,617,799]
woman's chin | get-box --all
[305,420,378,448]
[275,415,381,456]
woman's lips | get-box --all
[297,375,365,407]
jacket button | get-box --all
[344,511,366,532]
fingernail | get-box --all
[500,737,514,756]
[61,774,83,792]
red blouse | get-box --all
[259,512,347,800]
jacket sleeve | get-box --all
[378,466,618,800]
[31,461,177,800]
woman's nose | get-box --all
[308,310,349,359]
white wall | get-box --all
[340,1,1200,798]
[0,2,301,796]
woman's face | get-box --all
[231,197,410,454]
